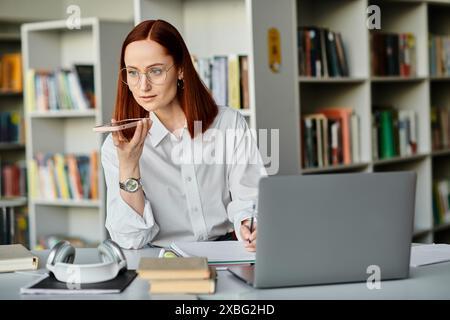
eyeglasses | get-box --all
[120,64,175,87]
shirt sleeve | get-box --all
[226,112,268,241]
[101,134,160,249]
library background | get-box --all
[0,0,449,250]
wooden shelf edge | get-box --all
[31,199,101,208]
[372,153,429,166]
[301,162,369,174]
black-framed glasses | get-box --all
[120,64,175,87]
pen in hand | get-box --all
[248,217,254,244]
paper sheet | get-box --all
[410,244,450,267]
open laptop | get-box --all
[228,171,416,288]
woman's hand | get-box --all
[240,219,257,252]
[112,118,152,176]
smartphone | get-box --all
[92,118,146,132]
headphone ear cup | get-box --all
[46,240,75,270]
[98,239,127,271]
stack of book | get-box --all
[371,32,416,77]
[302,107,360,169]
[433,179,450,227]
[191,54,249,110]
[372,107,418,160]
[29,151,98,201]
[0,244,38,272]
[429,34,450,77]
[137,257,216,294]
[297,26,349,77]
[431,107,450,151]
[0,53,22,92]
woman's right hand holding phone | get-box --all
[111,118,152,178]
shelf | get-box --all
[301,162,369,175]
[372,153,429,166]
[431,149,450,157]
[0,90,22,97]
[0,33,21,41]
[31,199,101,208]
[413,228,432,238]
[298,77,367,83]
[433,222,450,233]
[29,110,97,118]
[430,76,450,82]
[371,76,427,83]
[0,196,27,207]
[0,142,25,151]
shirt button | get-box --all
[193,207,198,212]
[186,177,192,182]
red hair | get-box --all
[114,19,218,140]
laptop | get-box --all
[228,171,416,288]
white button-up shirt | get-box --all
[101,106,267,249]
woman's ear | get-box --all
[178,70,184,80]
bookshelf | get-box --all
[133,0,256,129]
[21,18,132,249]
[0,21,28,246]
[136,0,447,244]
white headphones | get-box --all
[46,239,127,284]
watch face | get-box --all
[125,178,139,192]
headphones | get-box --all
[46,239,127,284]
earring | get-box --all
[177,79,184,90]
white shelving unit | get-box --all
[134,0,450,244]
[134,0,257,129]
[22,18,132,249]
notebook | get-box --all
[0,244,39,273]
[20,270,137,295]
[137,257,210,280]
[169,241,255,265]
[410,244,450,267]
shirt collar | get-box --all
[149,111,188,147]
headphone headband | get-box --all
[46,239,127,284]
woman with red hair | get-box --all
[101,19,266,251]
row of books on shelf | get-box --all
[191,54,249,110]
[0,52,22,92]
[371,32,416,77]
[301,107,359,169]
[301,106,419,169]
[372,107,418,160]
[433,179,450,227]
[29,152,98,201]
[431,107,450,151]
[297,26,349,77]
[429,34,450,77]
[0,111,24,143]
[0,160,27,197]
[25,64,95,113]
[0,206,29,246]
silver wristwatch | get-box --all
[119,177,142,193]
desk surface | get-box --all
[1,247,450,300]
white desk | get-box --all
[1,247,450,300]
